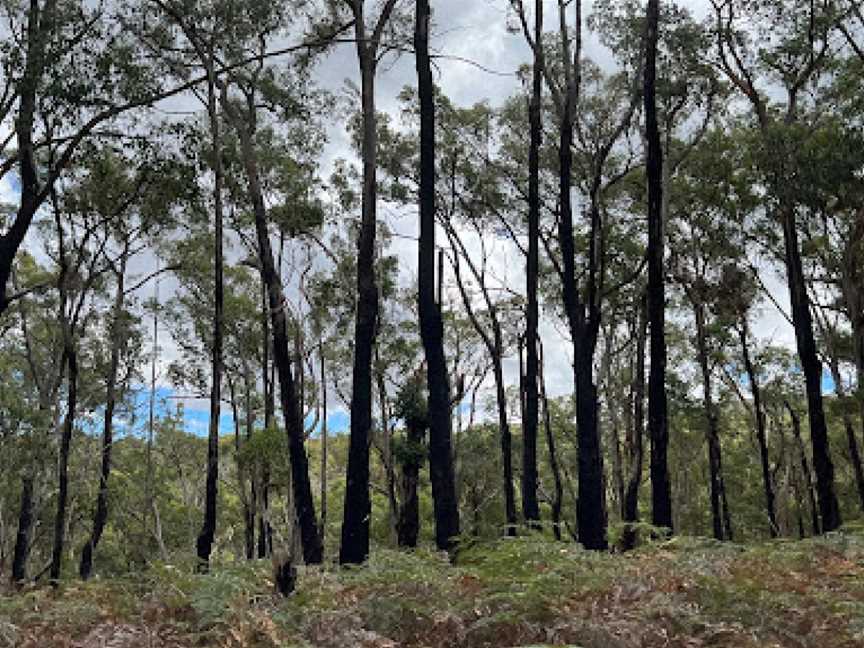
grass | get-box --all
[2,527,864,647]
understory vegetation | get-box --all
[3,527,864,647]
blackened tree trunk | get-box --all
[786,401,821,536]
[340,59,377,563]
[692,302,732,541]
[11,476,35,584]
[80,257,127,579]
[622,295,647,551]
[196,70,225,572]
[644,0,673,533]
[50,347,77,584]
[340,0,398,564]
[319,346,328,544]
[396,417,426,548]
[416,0,459,551]
[223,88,322,565]
[551,0,607,551]
[738,320,778,536]
[522,0,542,529]
[259,281,273,558]
[781,207,840,532]
[243,367,257,559]
[539,339,563,540]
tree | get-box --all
[339,0,402,565]
[710,0,841,532]
[644,0,673,534]
[415,0,460,552]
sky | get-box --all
[2,0,818,438]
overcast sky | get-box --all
[4,0,800,435]
[136,0,799,433]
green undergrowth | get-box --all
[2,525,864,647]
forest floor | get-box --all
[2,526,864,648]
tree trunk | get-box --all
[554,7,607,551]
[224,91,322,565]
[447,236,516,538]
[494,358,518,536]
[693,304,731,541]
[539,339,563,540]
[243,368,256,560]
[80,259,127,579]
[11,476,35,585]
[340,41,380,564]
[522,0,543,530]
[781,207,840,532]
[196,70,225,572]
[786,401,821,536]
[319,346,328,544]
[739,320,778,536]
[259,280,273,558]
[622,296,647,551]
[50,347,77,584]
[644,0,673,533]
[396,420,424,548]
[416,0,459,553]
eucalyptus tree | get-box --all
[77,147,189,579]
[218,60,328,569]
[415,0,460,550]
[709,0,842,531]
[666,131,759,541]
[0,0,222,319]
[373,92,523,537]
[338,0,406,565]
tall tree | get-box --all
[521,0,542,529]
[415,0,460,551]
[339,0,400,565]
[710,0,840,532]
[644,0,673,533]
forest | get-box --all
[1,0,864,646]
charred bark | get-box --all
[644,0,673,533]
[781,207,839,531]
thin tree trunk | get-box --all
[539,339,563,540]
[223,89,322,565]
[416,0,459,553]
[739,320,778,536]
[50,347,77,584]
[259,280,273,559]
[828,360,864,513]
[243,367,256,559]
[693,304,731,541]
[786,401,821,536]
[196,69,225,572]
[622,295,647,550]
[644,0,673,533]
[522,0,543,530]
[79,257,127,579]
[319,345,328,544]
[446,237,516,537]
[781,206,840,531]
